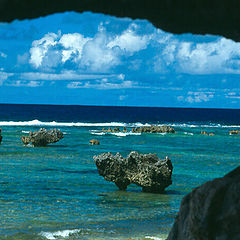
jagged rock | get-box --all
[167,166,240,240]
[89,139,100,145]
[21,128,63,147]
[94,151,173,193]
[133,125,175,133]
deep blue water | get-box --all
[0,104,240,240]
[1,103,240,124]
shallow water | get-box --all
[0,105,240,239]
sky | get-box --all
[0,11,240,108]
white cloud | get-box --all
[108,23,151,53]
[178,91,214,103]
[29,32,59,68]
[80,31,121,72]
[59,33,91,62]
[67,78,136,89]
[6,80,42,87]
[119,95,127,101]
[17,52,29,65]
[0,52,7,58]
[20,71,116,81]
[27,18,240,76]
[171,38,240,74]
[0,72,14,85]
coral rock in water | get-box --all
[167,166,240,240]
[133,125,175,133]
[21,128,63,147]
[94,151,173,193]
[89,139,100,145]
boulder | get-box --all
[229,130,239,135]
[167,166,240,240]
[94,151,173,193]
[89,139,100,145]
[133,125,175,133]
[21,128,63,147]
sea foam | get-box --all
[39,229,81,239]
[90,130,141,137]
[0,119,239,129]
[0,119,150,127]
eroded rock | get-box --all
[133,125,175,133]
[167,166,240,240]
[89,139,100,145]
[94,151,173,193]
[21,128,63,147]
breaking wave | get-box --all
[0,119,239,129]
[39,229,81,239]
[0,119,150,127]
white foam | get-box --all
[110,132,138,137]
[184,132,194,135]
[39,229,81,239]
[1,119,239,129]
[169,123,240,128]
[157,133,167,135]
[91,132,106,135]
[0,119,150,127]
[21,130,30,133]
[145,236,164,240]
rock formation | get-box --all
[1,1,240,42]
[89,139,100,145]
[133,125,175,133]
[229,130,239,135]
[94,151,173,193]
[21,128,63,147]
[167,166,240,240]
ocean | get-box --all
[0,104,239,240]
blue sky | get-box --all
[0,11,240,108]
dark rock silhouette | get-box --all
[167,166,240,240]
[0,1,239,42]
[89,139,100,145]
[94,151,173,193]
[21,128,63,147]
[133,125,175,133]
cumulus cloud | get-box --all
[27,17,240,76]
[29,32,59,68]
[80,31,121,72]
[59,33,91,62]
[174,38,240,74]
[28,22,154,73]
[107,23,151,53]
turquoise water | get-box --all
[0,122,239,240]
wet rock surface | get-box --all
[21,128,63,147]
[89,139,100,145]
[133,125,175,133]
[167,166,240,240]
[94,151,173,193]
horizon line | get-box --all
[0,102,240,111]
